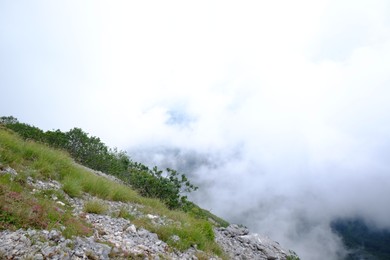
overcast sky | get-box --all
[1,1,390,259]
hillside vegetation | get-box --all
[0,117,228,257]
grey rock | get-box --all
[34,253,44,260]
[0,166,18,177]
[41,244,57,257]
[215,224,294,260]
[171,235,180,242]
[125,224,137,233]
[48,229,61,242]
[137,228,149,237]
[27,229,37,237]
[226,224,250,237]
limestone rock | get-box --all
[0,165,18,177]
[215,224,296,260]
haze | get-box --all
[1,1,390,259]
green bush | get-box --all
[127,163,198,210]
[3,122,45,142]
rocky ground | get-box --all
[0,166,298,259]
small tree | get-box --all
[65,128,90,163]
[0,116,19,125]
[44,129,68,149]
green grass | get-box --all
[188,204,230,227]
[111,185,140,202]
[81,175,112,199]
[132,215,224,256]
[0,127,226,256]
[83,199,109,214]
[0,127,72,180]
[113,206,135,221]
[62,176,83,198]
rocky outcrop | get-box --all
[215,224,298,260]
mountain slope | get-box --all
[0,125,298,259]
[331,218,390,260]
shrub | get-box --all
[127,163,198,210]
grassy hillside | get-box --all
[0,125,227,257]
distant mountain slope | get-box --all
[331,218,390,260]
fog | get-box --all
[1,1,390,259]
[130,77,390,259]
